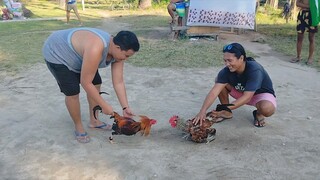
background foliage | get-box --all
[0,0,319,74]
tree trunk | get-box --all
[291,0,298,20]
[138,0,152,9]
[267,0,278,9]
[57,0,64,8]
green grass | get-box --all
[256,5,320,68]
[0,2,319,74]
[130,39,224,68]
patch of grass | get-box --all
[130,39,224,68]
[1,2,319,74]
[258,23,320,63]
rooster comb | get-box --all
[169,115,179,128]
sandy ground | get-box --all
[1,17,320,180]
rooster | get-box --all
[169,115,216,144]
[169,104,234,144]
[93,106,157,143]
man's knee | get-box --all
[256,101,276,117]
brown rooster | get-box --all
[93,106,157,143]
[169,115,216,144]
[169,104,234,144]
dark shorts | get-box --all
[296,10,318,33]
[46,61,102,96]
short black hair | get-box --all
[222,42,246,60]
[113,31,140,52]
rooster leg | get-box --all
[108,134,116,144]
[205,128,216,144]
[182,133,191,140]
[205,135,216,144]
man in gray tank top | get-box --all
[42,27,140,143]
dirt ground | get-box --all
[1,16,320,180]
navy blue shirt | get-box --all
[216,59,275,97]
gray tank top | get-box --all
[42,27,115,73]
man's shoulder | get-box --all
[246,60,263,72]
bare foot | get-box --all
[306,59,313,65]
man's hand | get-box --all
[123,107,135,118]
[193,111,206,126]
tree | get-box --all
[138,0,152,9]
[57,0,64,8]
[266,0,279,8]
[290,0,298,20]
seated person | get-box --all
[167,0,185,24]
[1,8,12,20]
[3,0,23,17]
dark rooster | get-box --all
[169,104,234,144]
[169,115,216,144]
[93,106,157,143]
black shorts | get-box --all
[296,10,318,33]
[46,61,102,96]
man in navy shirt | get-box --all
[193,43,276,127]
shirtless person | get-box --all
[290,0,318,65]
[167,0,184,24]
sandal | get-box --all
[207,104,234,123]
[88,122,112,131]
[290,57,301,63]
[253,110,265,128]
[207,110,233,123]
[214,113,233,123]
[74,131,90,143]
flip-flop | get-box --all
[74,131,90,143]
[290,57,301,63]
[253,110,265,128]
[88,122,112,130]
[214,116,232,123]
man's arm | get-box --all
[111,61,129,110]
[193,83,227,125]
[229,91,255,110]
[80,34,114,115]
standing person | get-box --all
[65,0,82,25]
[193,43,276,128]
[42,28,140,143]
[283,0,291,23]
[290,0,318,65]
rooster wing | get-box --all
[111,112,141,136]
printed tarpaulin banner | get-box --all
[186,0,257,29]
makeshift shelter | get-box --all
[171,0,257,39]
